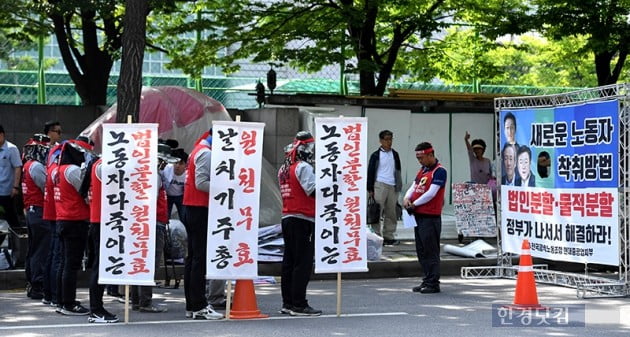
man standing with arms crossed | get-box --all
[404,142,447,294]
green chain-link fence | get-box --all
[0,70,584,109]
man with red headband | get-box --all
[277,131,321,316]
[403,142,447,294]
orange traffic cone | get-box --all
[229,280,269,319]
[508,239,546,310]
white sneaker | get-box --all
[185,310,192,318]
[191,307,223,320]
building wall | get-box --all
[0,104,104,149]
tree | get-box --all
[116,0,149,123]
[2,1,175,106]
[152,0,463,96]
[422,27,599,88]
[409,26,501,87]
[30,1,124,106]
[471,0,630,86]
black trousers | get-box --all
[45,221,61,303]
[281,217,315,309]
[57,220,88,307]
[413,215,441,287]
[88,223,106,311]
[25,206,50,292]
[182,205,209,312]
[167,195,184,220]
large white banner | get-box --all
[501,187,618,265]
[314,117,368,273]
[206,121,265,279]
[99,123,159,285]
[500,100,619,265]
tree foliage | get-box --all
[2,0,175,106]
[2,0,629,103]
[0,0,48,68]
[471,0,630,86]
[152,0,465,96]
[422,27,599,88]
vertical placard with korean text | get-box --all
[99,123,158,285]
[207,121,265,279]
[314,117,368,274]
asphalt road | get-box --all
[1,276,628,337]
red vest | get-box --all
[279,162,315,217]
[22,160,44,208]
[157,187,168,223]
[183,144,210,207]
[54,164,90,221]
[43,163,58,221]
[410,163,445,216]
[89,159,102,223]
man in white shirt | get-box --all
[367,130,403,246]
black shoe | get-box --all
[88,309,119,323]
[419,286,440,294]
[59,303,90,316]
[290,306,322,316]
[30,291,44,300]
[383,239,401,246]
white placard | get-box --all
[314,117,368,274]
[99,123,158,286]
[206,121,265,279]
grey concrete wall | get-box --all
[0,103,104,149]
[241,107,300,172]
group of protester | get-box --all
[1,121,450,322]
[0,121,191,323]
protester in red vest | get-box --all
[53,137,93,316]
[43,143,62,307]
[181,129,223,320]
[21,134,50,300]
[403,142,447,294]
[84,157,119,323]
[277,131,322,316]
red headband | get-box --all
[289,137,314,162]
[416,148,433,155]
